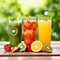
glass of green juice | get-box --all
[9,19,22,47]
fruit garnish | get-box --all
[9,27,18,36]
[31,41,43,52]
[18,41,26,52]
[12,47,18,53]
[26,45,32,52]
[43,45,53,53]
[4,44,11,52]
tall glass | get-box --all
[9,19,22,47]
[38,18,51,46]
[24,17,36,51]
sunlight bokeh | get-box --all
[18,0,47,15]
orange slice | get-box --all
[31,41,43,52]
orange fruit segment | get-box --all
[31,41,43,52]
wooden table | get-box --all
[0,41,60,60]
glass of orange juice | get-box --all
[38,18,51,46]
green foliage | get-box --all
[0,0,60,41]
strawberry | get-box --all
[24,20,32,30]
[12,47,18,53]
[31,21,36,31]
[4,44,11,52]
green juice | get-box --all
[9,20,22,47]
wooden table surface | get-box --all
[0,41,60,56]
[0,41,60,60]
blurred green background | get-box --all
[0,0,60,41]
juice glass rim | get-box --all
[38,17,52,21]
[23,16,36,20]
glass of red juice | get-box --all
[24,17,36,52]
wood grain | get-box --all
[0,41,60,57]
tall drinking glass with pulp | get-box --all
[38,19,51,46]
[9,19,22,47]
[24,17,36,51]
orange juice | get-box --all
[38,20,51,46]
